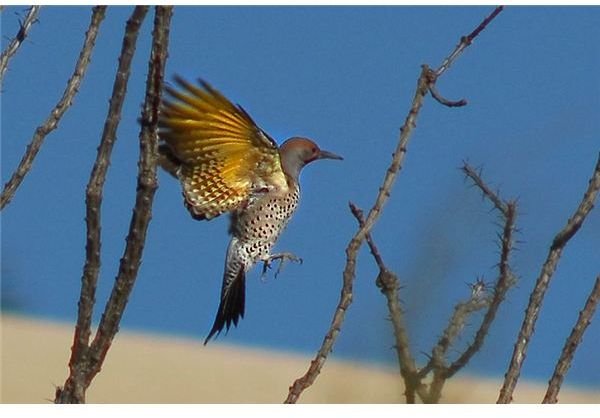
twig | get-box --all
[542,275,600,403]
[426,6,504,107]
[443,165,517,377]
[434,6,504,78]
[417,175,516,403]
[0,6,41,83]
[55,6,151,403]
[284,6,504,404]
[446,218,516,378]
[383,161,516,403]
[429,83,468,107]
[497,154,600,404]
[426,292,492,402]
[0,6,105,210]
[461,163,509,215]
[349,203,425,403]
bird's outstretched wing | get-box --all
[158,76,287,220]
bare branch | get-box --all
[0,6,105,210]
[349,203,425,403]
[434,291,492,364]
[444,167,518,377]
[284,64,431,405]
[395,161,517,404]
[429,84,467,107]
[423,291,491,403]
[349,204,386,270]
[284,6,504,404]
[543,275,600,403]
[434,6,504,78]
[498,153,600,403]
[427,6,504,107]
[0,6,41,83]
[461,162,509,216]
[78,2,148,358]
[86,7,172,383]
[55,6,150,403]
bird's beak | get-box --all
[317,150,343,161]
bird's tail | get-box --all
[204,262,246,345]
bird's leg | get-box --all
[261,252,303,280]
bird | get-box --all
[158,76,342,344]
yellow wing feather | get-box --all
[158,76,287,220]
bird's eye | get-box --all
[311,147,317,154]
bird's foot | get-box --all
[261,252,303,280]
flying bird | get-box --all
[158,76,342,344]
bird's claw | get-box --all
[261,252,303,281]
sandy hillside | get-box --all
[1,314,598,403]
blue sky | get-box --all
[2,6,599,390]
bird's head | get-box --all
[279,137,343,181]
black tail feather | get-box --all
[204,268,246,345]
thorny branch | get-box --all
[424,292,492,403]
[543,276,600,403]
[445,165,517,377]
[78,3,150,353]
[55,6,172,403]
[284,6,504,404]
[412,164,517,404]
[0,6,105,210]
[0,5,41,83]
[461,163,509,215]
[56,6,148,404]
[498,154,600,404]
[86,6,171,384]
[350,162,516,404]
[349,203,426,404]
[284,63,430,405]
